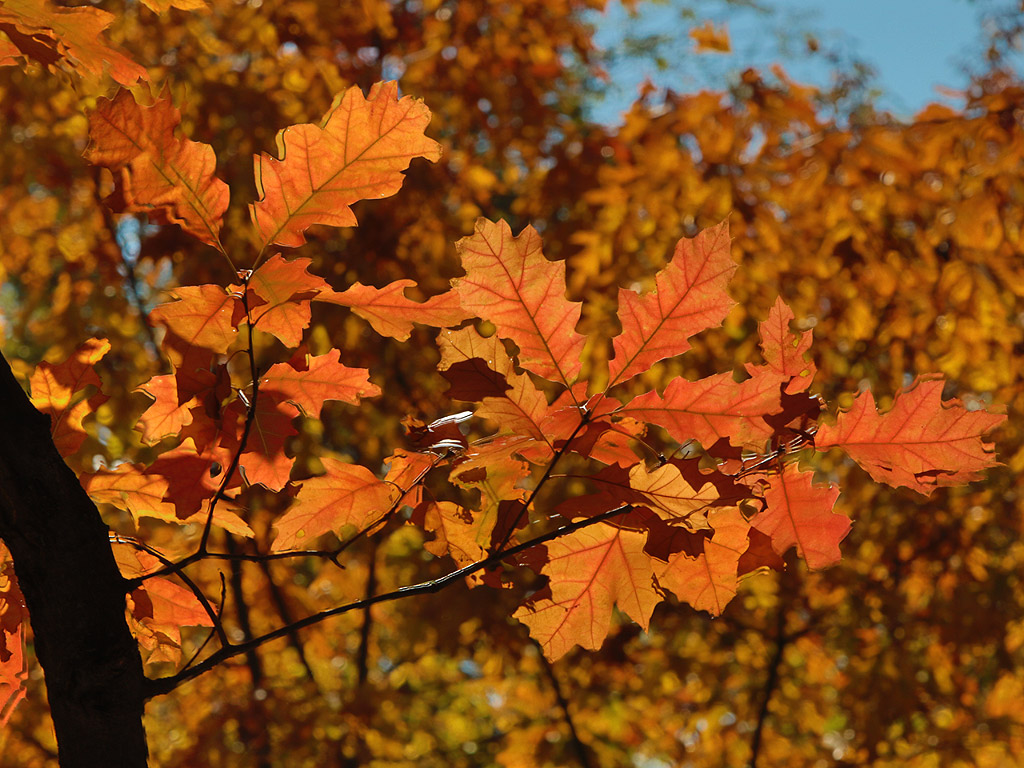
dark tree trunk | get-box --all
[0,352,148,767]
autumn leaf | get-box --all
[453,218,585,389]
[627,462,720,525]
[128,577,214,665]
[689,21,731,53]
[250,81,442,248]
[260,349,380,417]
[135,373,196,444]
[746,296,817,393]
[149,286,239,403]
[137,0,206,14]
[415,501,488,567]
[316,280,467,341]
[220,396,300,491]
[271,458,395,551]
[619,371,782,450]
[608,222,736,387]
[815,376,1006,495]
[514,524,660,660]
[81,463,253,536]
[241,254,330,347]
[654,507,748,615]
[85,89,228,248]
[0,0,147,85]
[29,338,110,456]
[752,465,850,570]
[437,325,514,401]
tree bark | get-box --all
[0,351,148,767]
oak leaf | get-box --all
[29,338,110,456]
[85,89,228,248]
[746,296,817,393]
[271,458,394,551]
[608,222,736,387]
[815,376,1006,495]
[619,371,782,450]
[453,219,585,388]
[752,465,849,570]
[241,254,330,347]
[261,349,379,418]
[317,280,467,341]
[514,524,660,660]
[250,81,441,248]
[0,0,147,85]
[655,507,748,616]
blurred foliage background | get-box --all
[1,0,1022,765]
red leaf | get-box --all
[261,349,380,418]
[453,218,585,388]
[619,371,782,450]
[250,81,441,248]
[271,458,395,551]
[608,222,736,387]
[655,507,749,616]
[0,0,147,85]
[317,280,467,341]
[29,338,110,456]
[85,90,228,248]
[815,376,1006,495]
[752,465,850,570]
[514,524,660,660]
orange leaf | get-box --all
[619,371,782,450]
[655,507,748,616]
[138,0,206,13]
[317,279,467,341]
[453,218,585,388]
[271,458,394,551]
[85,90,228,248]
[815,376,1006,495]
[752,465,849,570]
[29,338,110,456]
[135,373,195,444]
[250,81,441,248]
[0,551,27,727]
[0,0,147,85]
[241,254,329,347]
[221,396,300,491]
[417,501,488,567]
[627,463,720,524]
[608,222,736,387]
[261,349,380,418]
[689,21,731,53]
[83,463,253,536]
[149,285,239,367]
[514,524,660,660]
[747,297,817,393]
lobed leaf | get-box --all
[815,376,1006,495]
[29,338,110,456]
[608,222,736,387]
[514,524,660,660]
[271,458,394,551]
[85,90,228,248]
[250,81,441,249]
[453,218,585,388]
[752,465,849,570]
[317,279,466,341]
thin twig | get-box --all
[533,638,592,768]
[748,602,787,768]
[255,555,317,682]
[356,540,379,686]
[144,503,634,698]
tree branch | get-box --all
[144,503,634,698]
[533,639,592,768]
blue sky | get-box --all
[588,0,1023,124]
